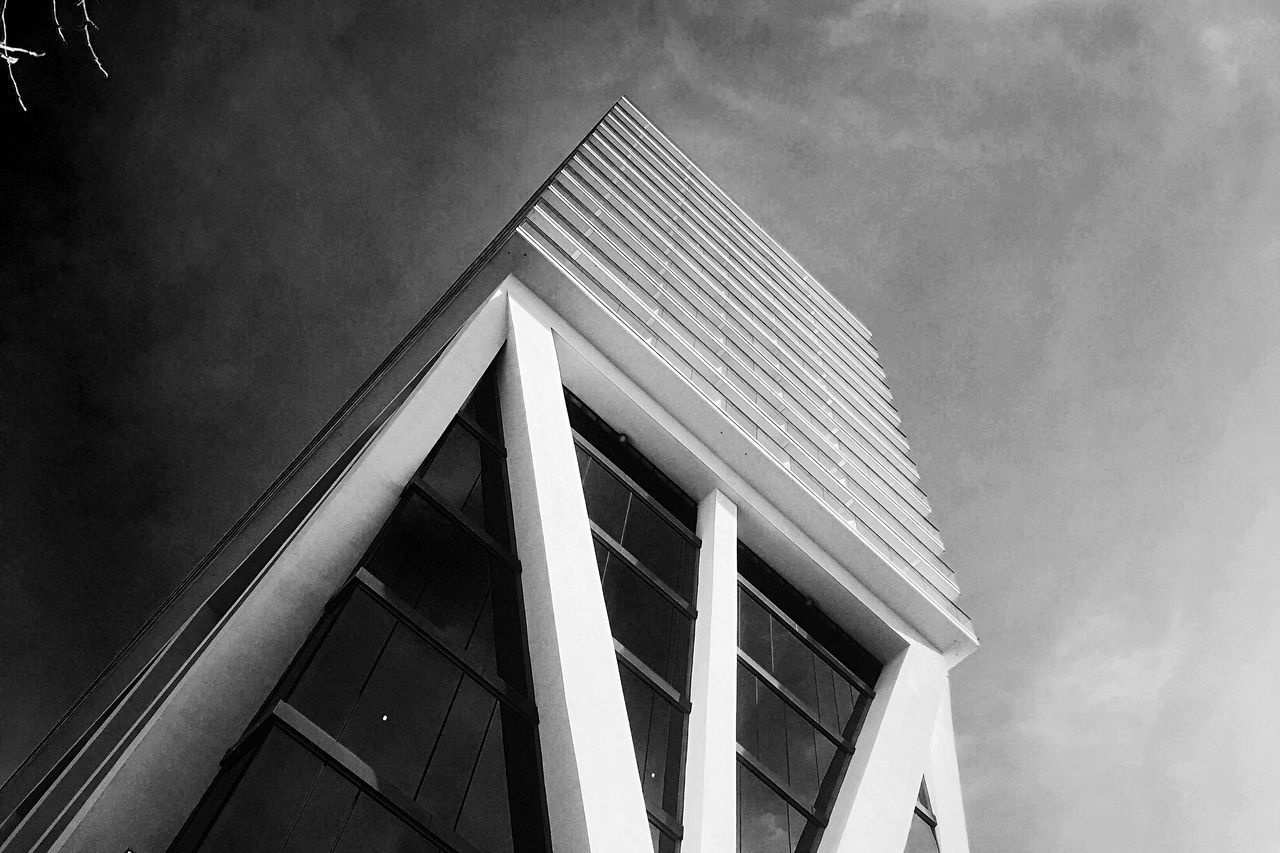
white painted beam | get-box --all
[499,287,652,853]
[926,681,970,853]
[819,643,946,853]
[683,489,739,853]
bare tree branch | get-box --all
[4,0,106,108]
[78,0,104,78]
[1,0,32,111]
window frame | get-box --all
[734,555,879,851]
[570,422,701,851]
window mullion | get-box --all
[406,479,521,572]
[738,577,874,697]
[615,642,689,711]
[353,570,537,722]
[734,749,824,826]
[592,526,696,616]
[572,433,700,545]
[737,654,847,750]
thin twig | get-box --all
[2,42,46,58]
[1,0,27,111]
[78,0,106,77]
[53,0,65,43]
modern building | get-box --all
[0,98,978,853]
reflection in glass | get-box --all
[738,762,806,853]
[737,665,837,809]
[736,551,878,853]
[599,547,690,686]
[578,449,694,598]
[363,494,526,694]
[738,589,860,736]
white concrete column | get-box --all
[683,489,738,853]
[926,680,970,853]
[499,289,652,853]
[818,642,947,853]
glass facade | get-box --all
[171,362,549,853]
[568,391,699,853]
[736,546,880,853]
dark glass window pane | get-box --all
[331,793,439,853]
[737,553,880,853]
[738,763,805,853]
[460,388,479,424]
[738,546,882,688]
[198,729,322,851]
[415,677,496,825]
[783,703,822,805]
[601,549,689,687]
[592,538,610,577]
[460,370,503,437]
[620,499,691,597]
[364,495,527,693]
[280,766,360,853]
[834,681,857,734]
[455,705,515,853]
[738,664,841,813]
[366,496,494,659]
[903,812,941,853]
[643,696,674,812]
[813,657,841,735]
[420,424,484,521]
[740,587,863,736]
[319,623,463,797]
[771,626,819,712]
[738,591,773,672]
[289,590,397,736]
[650,823,679,853]
[579,430,697,838]
[620,664,654,773]
[579,455,631,541]
[737,665,757,755]
[618,665,683,816]
[738,667,789,792]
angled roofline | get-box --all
[1,98,974,841]
[0,100,625,841]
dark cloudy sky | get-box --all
[4,1,1278,850]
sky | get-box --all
[3,0,1279,850]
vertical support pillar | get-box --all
[499,290,652,853]
[683,489,739,852]
[819,643,946,853]
[926,679,970,853]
